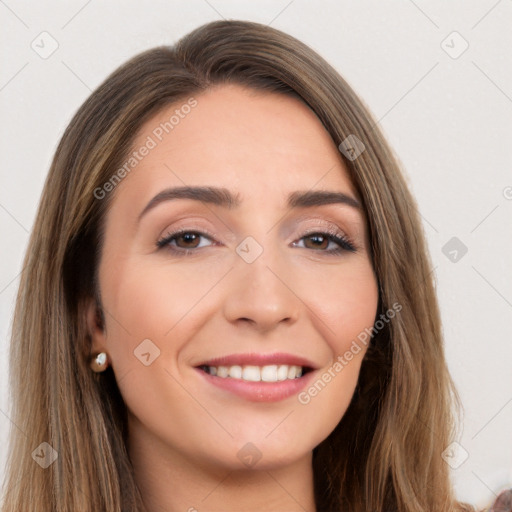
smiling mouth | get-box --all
[197,364,313,382]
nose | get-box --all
[222,248,300,333]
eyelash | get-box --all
[295,229,356,254]
[156,227,356,256]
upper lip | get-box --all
[195,352,318,370]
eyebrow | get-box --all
[138,186,361,221]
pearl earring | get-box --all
[90,352,108,372]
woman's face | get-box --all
[89,84,379,472]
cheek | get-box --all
[295,258,378,419]
[299,257,379,355]
[326,275,378,354]
[97,258,226,437]
[102,256,227,348]
[98,255,235,417]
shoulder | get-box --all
[489,488,512,512]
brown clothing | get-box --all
[489,489,512,512]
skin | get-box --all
[88,83,379,512]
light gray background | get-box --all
[1,0,511,508]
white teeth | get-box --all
[242,366,260,381]
[228,365,242,379]
[277,365,288,381]
[216,366,229,378]
[261,365,278,382]
[204,364,304,382]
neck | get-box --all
[128,421,316,512]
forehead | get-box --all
[117,83,359,204]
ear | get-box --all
[86,297,107,354]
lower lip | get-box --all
[195,368,315,402]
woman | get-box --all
[1,19,510,512]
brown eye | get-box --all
[175,232,201,248]
[303,233,329,250]
[292,231,356,254]
[156,230,214,251]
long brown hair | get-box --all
[2,20,476,511]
